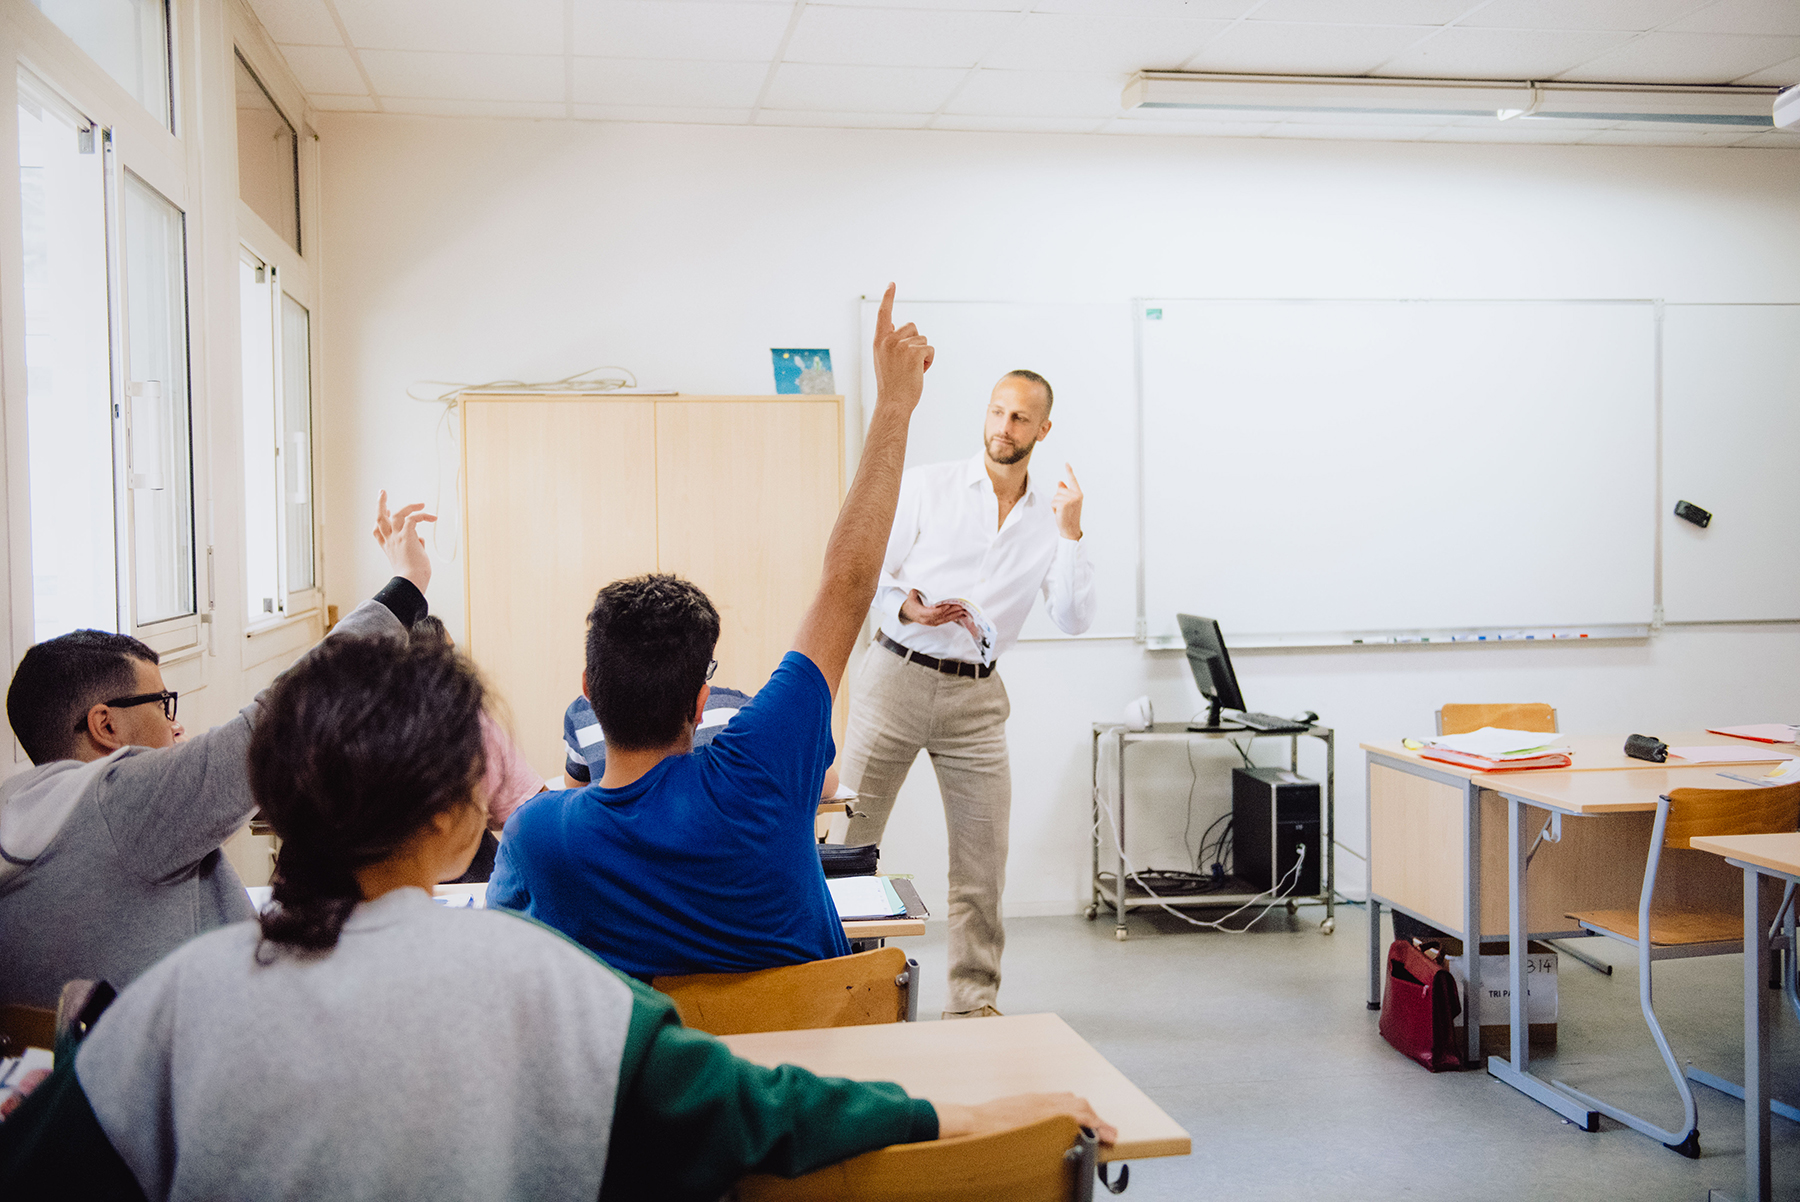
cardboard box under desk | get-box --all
[1434,939,1559,1054]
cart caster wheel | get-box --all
[1114,927,1129,942]
[1320,918,1336,935]
[1084,905,1098,920]
[1285,900,1298,915]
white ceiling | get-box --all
[246,0,1800,147]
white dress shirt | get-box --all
[875,453,1097,663]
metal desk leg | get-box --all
[1114,729,1128,940]
[1462,779,1482,1066]
[1368,895,1383,1010]
[1366,752,1381,1009]
[1487,796,1599,1128]
[1088,729,1101,920]
[1324,729,1336,934]
[1747,866,1775,1202]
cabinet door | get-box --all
[465,399,659,777]
[654,400,842,695]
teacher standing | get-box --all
[842,369,1096,1018]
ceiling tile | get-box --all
[1730,128,1800,146]
[785,7,1020,67]
[759,63,968,112]
[573,104,753,124]
[247,0,342,46]
[1375,27,1636,78]
[1419,123,1603,142]
[1664,0,1800,36]
[359,50,566,102]
[571,2,792,61]
[380,98,568,118]
[1578,125,1768,145]
[1108,116,1273,134]
[1249,0,1472,23]
[1734,54,1800,84]
[1031,0,1256,14]
[980,14,1231,74]
[1121,104,1298,122]
[929,113,1108,132]
[306,93,380,111]
[802,0,1029,9]
[1264,120,1440,139]
[1556,32,1800,83]
[1192,21,1433,74]
[276,44,367,94]
[754,110,933,128]
[572,59,768,107]
[944,69,1124,117]
[1458,0,1715,32]
[335,0,563,55]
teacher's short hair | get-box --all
[585,574,720,752]
[1003,368,1053,415]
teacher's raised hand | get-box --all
[872,282,933,412]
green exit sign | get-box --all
[1145,308,1163,320]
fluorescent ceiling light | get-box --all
[1123,72,1779,127]
[1778,85,1799,131]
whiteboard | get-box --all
[1662,304,1800,623]
[857,300,1137,640]
[1138,300,1657,645]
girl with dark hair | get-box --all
[0,581,1111,1202]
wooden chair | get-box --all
[1559,782,1800,1157]
[1435,703,1557,736]
[653,946,917,1036]
[737,1114,1099,1202]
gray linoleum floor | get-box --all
[902,901,1800,1202]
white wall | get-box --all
[316,115,1800,917]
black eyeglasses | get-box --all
[75,690,179,731]
[706,659,718,681]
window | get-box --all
[18,80,115,643]
[234,53,298,252]
[30,0,172,130]
[239,252,315,623]
[120,174,196,626]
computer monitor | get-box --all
[1177,614,1247,731]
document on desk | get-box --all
[1668,746,1796,765]
[827,875,906,920]
[1417,727,1572,771]
[1706,724,1800,744]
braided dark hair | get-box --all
[249,634,486,958]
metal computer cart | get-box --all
[1088,722,1336,940]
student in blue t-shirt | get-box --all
[489,284,933,979]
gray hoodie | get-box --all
[0,592,413,1008]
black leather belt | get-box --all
[878,631,995,679]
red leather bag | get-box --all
[1378,938,1465,1072]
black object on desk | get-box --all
[1624,733,1669,763]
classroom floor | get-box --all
[903,902,1800,1201]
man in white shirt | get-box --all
[843,369,1096,1018]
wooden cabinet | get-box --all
[462,393,843,778]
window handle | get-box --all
[126,380,164,490]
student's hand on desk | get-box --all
[1052,463,1083,541]
[871,283,933,412]
[372,490,437,594]
[934,1092,1116,1146]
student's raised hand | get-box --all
[932,1092,1117,1147]
[1051,463,1083,541]
[871,283,933,413]
[373,490,436,594]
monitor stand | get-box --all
[1185,697,1246,733]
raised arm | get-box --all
[792,284,930,695]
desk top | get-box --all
[1691,832,1800,880]
[1362,731,1792,777]
[720,1012,1191,1163]
[1473,765,1765,814]
[842,917,926,938]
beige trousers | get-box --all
[842,642,1011,1013]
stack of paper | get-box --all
[826,875,906,920]
[1668,746,1796,765]
[1707,724,1800,745]
[1417,727,1572,772]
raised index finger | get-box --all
[1063,463,1081,490]
[875,282,896,338]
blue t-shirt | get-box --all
[491,652,851,978]
[561,687,753,784]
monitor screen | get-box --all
[1177,614,1246,720]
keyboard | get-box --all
[1235,712,1312,732]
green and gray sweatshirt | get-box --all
[0,888,938,1201]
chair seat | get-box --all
[1567,908,1743,947]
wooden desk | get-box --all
[415,885,928,941]
[1689,832,1800,1202]
[720,1012,1192,1164]
[1363,733,1791,1066]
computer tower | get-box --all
[1231,767,1321,896]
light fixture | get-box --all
[1777,85,1799,130]
[1123,72,1781,128]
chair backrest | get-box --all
[652,946,911,1036]
[738,1114,1091,1202]
[1436,703,1558,736]
[0,1004,55,1055]
[1662,783,1800,849]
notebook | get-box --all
[826,875,907,920]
